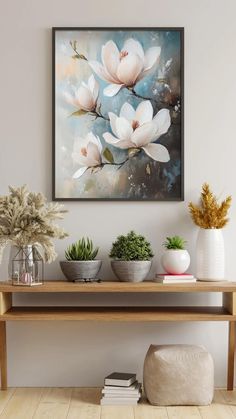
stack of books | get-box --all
[100,372,142,405]
[154,273,196,283]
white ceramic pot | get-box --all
[196,228,224,281]
[161,249,190,274]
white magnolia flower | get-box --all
[89,38,161,97]
[72,132,102,179]
[103,101,171,162]
[65,75,99,112]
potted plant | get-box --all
[0,185,68,285]
[161,236,190,274]
[60,237,102,281]
[109,231,154,282]
[189,183,232,281]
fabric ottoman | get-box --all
[143,344,214,406]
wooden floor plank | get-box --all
[167,405,202,419]
[199,405,235,419]
[220,389,236,403]
[198,390,235,419]
[226,405,236,419]
[32,387,72,419]
[101,405,134,419]
[198,406,216,419]
[0,388,43,419]
[70,388,101,406]
[0,388,15,415]
[214,389,229,403]
[0,387,235,419]
[33,402,69,419]
[134,403,168,418]
[40,387,72,404]
[218,389,236,418]
[67,388,101,419]
[67,405,101,419]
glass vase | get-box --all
[9,245,44,286]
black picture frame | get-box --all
[52,27,184,201]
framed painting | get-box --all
[52,27,184,201]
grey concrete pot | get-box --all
[111,260,152,282]
[60,260,102,281]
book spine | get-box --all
[105,379,135,386]
[155,274,194,279]
[102,391,140,396]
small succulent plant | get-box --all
[163,236,186,250]
[65,238,98,261]
[109,230,154,261]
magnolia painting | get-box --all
[53,28,183,200]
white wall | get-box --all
[0,0,236,387]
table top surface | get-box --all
[0,280,236,293]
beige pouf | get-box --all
[143,344,214,406]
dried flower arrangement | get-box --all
[0,185,68,262]
[188,183,232,229]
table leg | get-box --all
[227,321,235,390]
[0,321,7,390]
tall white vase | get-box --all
[196,228,225,281]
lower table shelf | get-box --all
[0,306,233,321]
[0,281,236,391]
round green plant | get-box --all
[109,231,154,261]
[163,236,186,250]
[65,237,99,261]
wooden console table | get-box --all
[0,280,236,391]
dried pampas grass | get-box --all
[0,185,68,262]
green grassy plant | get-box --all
[65,238,98,261]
